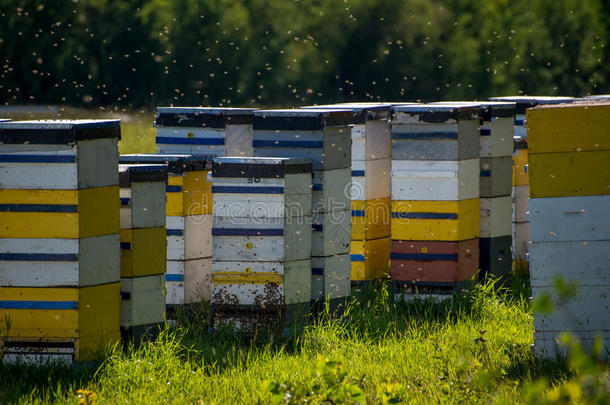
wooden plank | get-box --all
[351,238,390,281]
[313,168,350,213]
[350,159,391,201]
[529,150,610,197]
[390,239,478,283]
[184,214,213,260]
[391,159,479,201]
[0,234,120,287]
[155,127,225,156]
[351,198,391,240]
[212,216,312,261]
[165,261,185,305]
[532,285,610,331]
[120,274,165,327]
[225,124,254,157]
[512,221,530,260]
[480,116,514,158]
[533,331,610,359]
[351,120,391,161]
[76,138,119,188]
[530,240,610,287]
[530,195,610,242]
[312,210,351,256]
[480,196,512,238]
[312,253,351,300]
[120,227,166,278]
[527,103,610,153]
[391,120,479,160]
[0,186,119,238]
[391,199,479,241]
[120,181,166,229]
[512,185,529,223]
[480,156,512,198]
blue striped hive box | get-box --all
[210,157,313,329]
[391,159,479,201]
[155,107,258,157]
[391,104,480,161]
[252,109,352,171]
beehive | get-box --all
[210,157,312,329]
[155,107,258,156]
[0,120,121,364]
[302,103,393,283]
[527,102,610,357]
[119,154,213,309]
[390,105,480,294]
[252,110,352,306]
[488,96,575,268]
[118,164,167,342]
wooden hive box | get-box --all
[311,254,351,301]
[350,238,390,281]
[118,164,167,340]
[0,120,121,364]
[155,107,258,157]
[479,235,511,278]
[479,196,512,239]
[210,157,313,328]
[312,168,350,213]
[252,109,352,171]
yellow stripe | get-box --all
[0,189,78,204]
[0,186,119,239]
[513,149,529,186]
[351,198,390,240]
[121,227,167,277]
[1,287,79,301]
[183,170,213,215]
[529,150,610,197]
[527,104,610,153]
[212,272,283,285]
[391,199,479,241]
[350,238,390,281]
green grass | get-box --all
[3,278,606,404]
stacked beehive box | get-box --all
[118,164,167,342]
[210,157,312,329]
[252,109,352,307]
[435,101,516,279]
[390,105,480,295]
[155,107,258,157]
[119,154,213,310]
[488,96,574,268]
[302,103,393,286]
[527,102,610,357]
[0,120,121,364]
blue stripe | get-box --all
[120,197,130,206]
[480,170,491,177]
[156,136,224,145]
[0,300,78,310]
[0,154,76,163]
[351,254,365,262]
[515,119,525,126]
[0,204,77,213]
[312,224,323,232]
[390,253,458,261]
[351,210,365,217]
[166,274,184,282]
[312,184,322,191]
[212,228,284,236]
[211,186,284,194]
[120,242,132,250]
[479,128,491,136]
[392,132,458,140]
[312,268,323,276]
[351,170,365,177]
[167,229,184,237]
[0,253,78,261]
[392,212,457,220]
[253,140,323,148]
[166,185,182,193]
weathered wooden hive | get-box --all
[154,107,258,157]
[390,104,480,294]
[488,96,574,268]
[0,120,121,364]
[119,154,213,310]
[252,109,352,307]
[527,101,610,357]
[210,157,312,329]
[118,164,167,342]
[302,103,394,285]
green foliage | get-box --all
[1,0,609,107]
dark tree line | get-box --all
[1,0,608,108]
